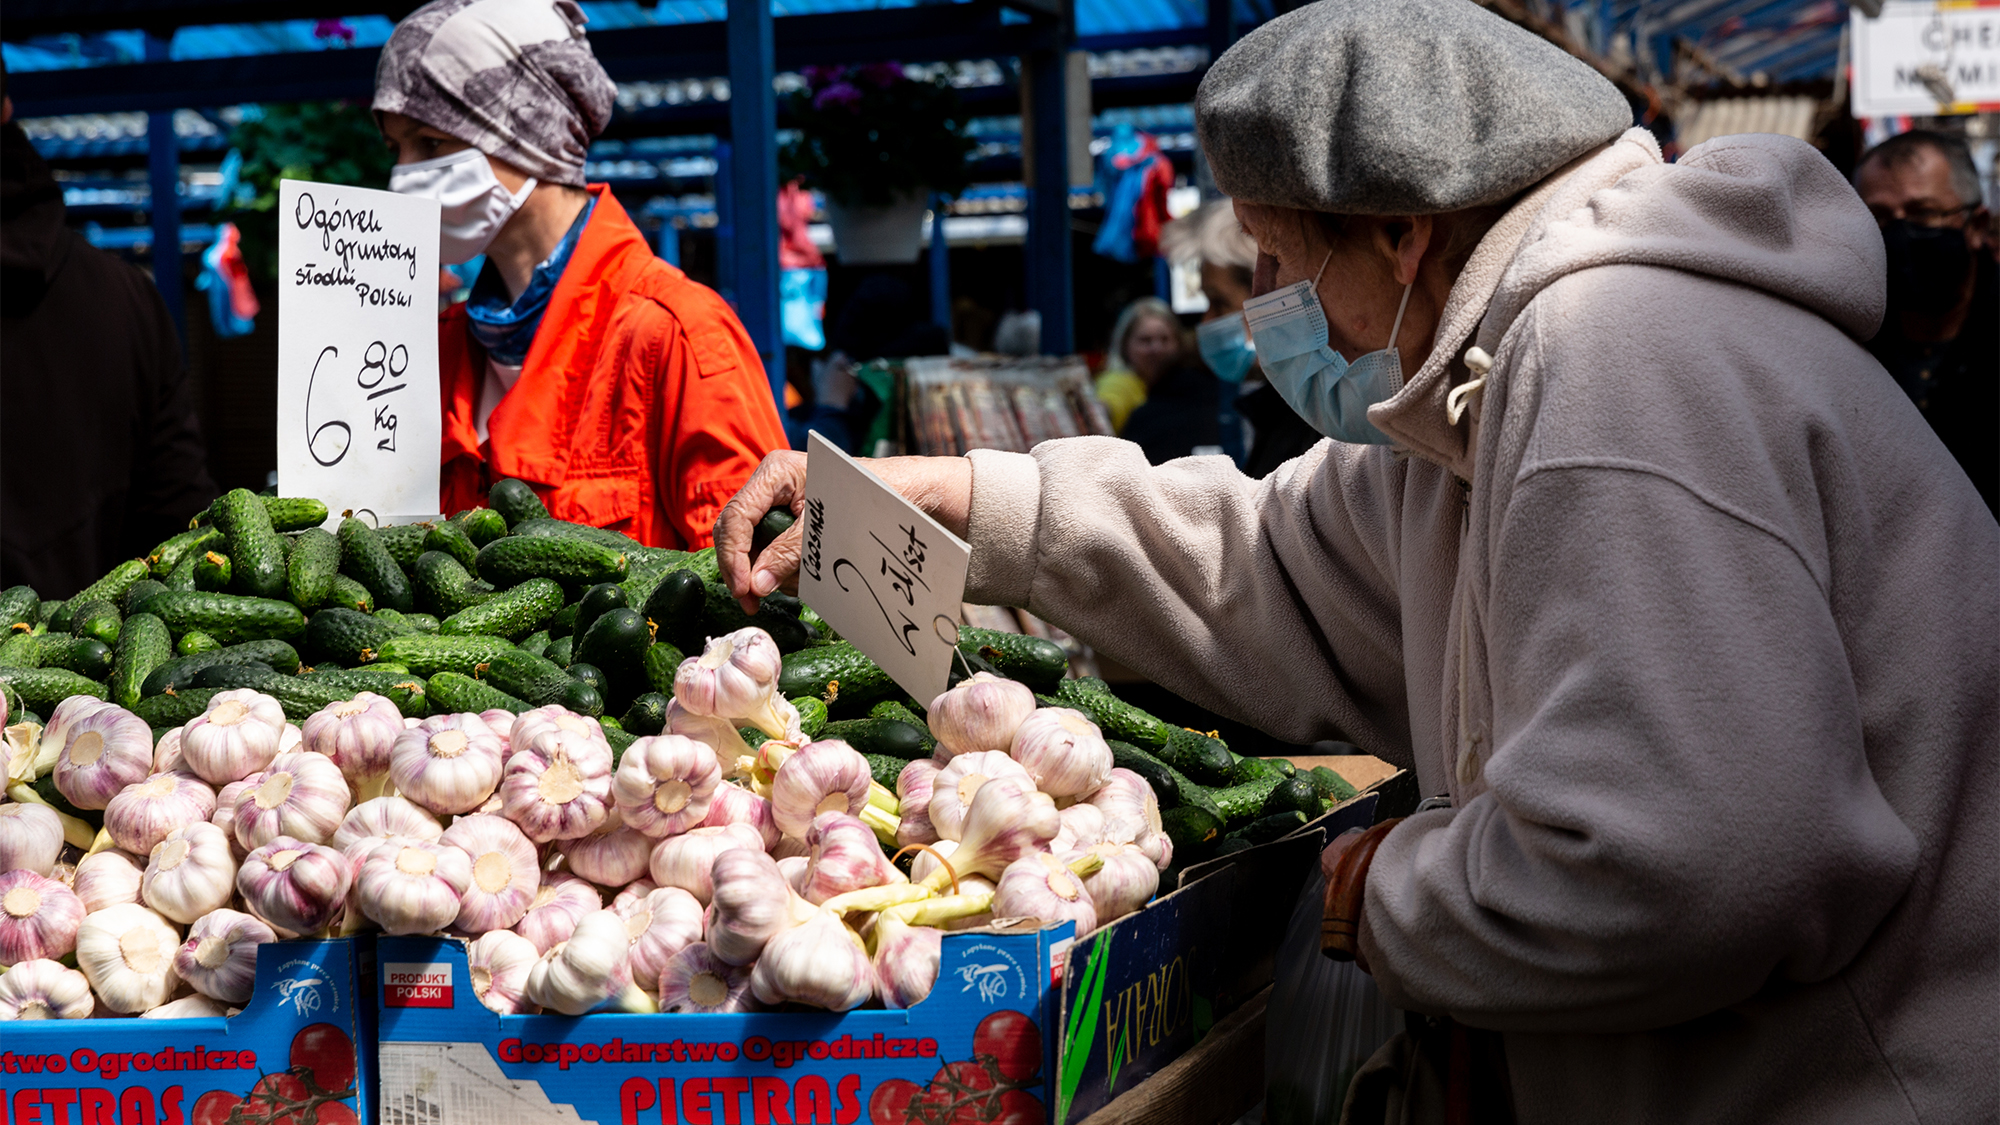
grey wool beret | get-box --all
[1196,0,1633,215]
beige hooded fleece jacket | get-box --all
[962,129,1998,1122]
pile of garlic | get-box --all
[0,624,1169,1021]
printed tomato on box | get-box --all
[2,939,372,1125]
[373,923,1067,1125]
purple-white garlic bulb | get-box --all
[705,848,817,966]
[509,706,605,759]
[673,627,790,739]
[210,778,254,854]
[614,885,704,993]
[801,812,903,905]
[105,770,218,856]
[769,739,872,840]
[179,690,287,785]
[332,795,442,851]
[71,849,144,912]
[237,836,351,934]
[749,909,873,1011]
[440,814,539,934]
[697,781,779,850]
[994,851,1101,934]
[74,903,181,1013]
[1076,842,1160,923]
[0,802,64,876]
[232,751,351,849]
[524,909,632,1015]
[301,693,404,801]
[657,943,758,1013]
[920,775,1058,891]
[1008,707,1113,798]
[1086,768,1164,846]
[466,928,539,1014]
[172,908,274,1004]
[894,759,942,849]
[0,958,94,1020]
[1052,802,1108,853]
[612,734,720,838]
[560,808,654,889]
[0,869,84,966]
[355,838,471,936]
[500,727,613,843]
[927,750,1031,843]
[647,823,764,904]
[927,672,1037,763]
[52,701,153,809]
[666,700,759,779]
[152,726,185,774]
[514,872,603,954]
[870,891,997,1009]
[389,714,506,815]
[141,821,237,924]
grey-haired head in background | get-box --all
[1195,0,1632,216]
[373,0,616,188]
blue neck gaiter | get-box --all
[465,198,594,365]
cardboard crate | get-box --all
[4,937,374,1125]
[372,921,1073,1125]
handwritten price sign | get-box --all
[799,432,970,706]
[276,180,440,525]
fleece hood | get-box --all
[1373,127,1886,476]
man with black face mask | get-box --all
[1855,130,1996,513]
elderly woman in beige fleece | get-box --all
[717,0,1998,1120]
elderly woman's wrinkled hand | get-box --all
[716,451,812,615]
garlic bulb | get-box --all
[389,714,506,815]
[560,809,654,889]
[1087,768,1164,845]
[466,929,539,1014]
[749,909,873,1011]
[1077,842,1160,923]
[441,814,539,933]
[647,823,764,904]
[210,778,254,853]
[612,734,719,838]
[658,943,758,1013]
[152,726,185,774]
[238,837,351,934]
[769,739,872,840]
[0,958,93,1019]
[871,892,995,1008]
[928,750,1032,843]
[141,994,229,1019]
[0,801,64,875]
[666,700,759,779]
[909,839,960,885]
[1134,829,1173,871]
[141,822,237,924]
[1009,707,1113,798]
[802,813,903,905]
[697,781,779,850]
[172,908,273,1004]
[1052,802,1108,853]
[508,706,604,759]
[42,696,108,759]
[514,873,603,954]
[356,838,471,935]
[105,770,218,856]
[927,672,1037,763]
[0,870,84,965]
[53,701,153,809]
[301,693,404,801]
[778,855,810,894]
[332,795,443,851]
[995,851,1099,933]
[894,759,942,849]
[72,848,145,912]
[232,751,351,850]
[920,776,1058,891]
[75,903,181,1013]
[706,848,818,966]
[524,909,633,1015]
[614,885,704,993]
[611,877,658,913]
[501,728,613,843]
[180,690,287,785]
[771,833,810,860]
[674,627,790,738]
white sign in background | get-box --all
[277,180,441,525]
[1851,2,2000,119]
[798,431,971,707]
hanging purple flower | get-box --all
[813,82,864,112]
[858,62,906,89]
[800,65,842,91]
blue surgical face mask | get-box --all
[1196,314,1257,383]
[1242,250,1411,444]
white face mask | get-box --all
[388,147,536,265]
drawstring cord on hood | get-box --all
[1446,346,1493,425]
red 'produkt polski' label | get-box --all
[384,962,453,1008]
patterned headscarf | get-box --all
[373,0,616,188]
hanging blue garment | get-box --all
[465,199,594,365]
[781,266,828,350]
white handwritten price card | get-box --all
[276,179,441,525]
[799,431,971,706]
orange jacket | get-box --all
[438,186,788,548]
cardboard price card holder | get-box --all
[373,922,1072,1125]
[5,937,375,1125]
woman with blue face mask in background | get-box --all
[374,0,787,547]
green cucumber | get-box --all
[1161,806,1224,858]
[377,524,430,573]
[955,627,1068,693]
[147,527,225,578]
[0,631,41,668]
[642,569,707,651]
[413,551,493,618]
[547,603,580,639]
[863,753,907,790]
[339,518,414,613]
[323,574,374,613]
[476,536,627,589]
[488,478,551,528]
[509,517,641,553]
[373,634,520,679]
[557,679,605,718]
[141,640,303,695]
[576,608,652,685]
[305,608,411,666]
[70,600,122,645]
[1261,776,1323,820]
[620,692,669,736]
[684,547,721,584]
[1150,727,1235,787]
[603,724,638,760]
[864,701,930,752]
[566,662,609,697]
[699,583,810,653]
[546,635,576,667]
[56,560,150,631]
[618,551,683,612]
[427,671,530,714]
[641,640,687,698]
[776,642,897,710]
[0,588,39,632]
[188,663,351,722]
[210,489,287,600]
[135,591,306,645]
[516,630,552,659]
[459,507,510,546]
[751,509,795,556]
[191,662,278,690]
[797,695,831,739]
[1107,740,1184,808]
[262,496,330,533]
[818,717,928,760]
[1228,755,1286,787]
[385,610,440,634]
[1210,775,1288,829]
[108,613,171,708]
[1306,766,1359,804]
[40,636,114,680]
[477,648,576,707]
[176,630,222,656]
[424,522,482,574]
[1052,678,1178,752]
[193,550,232,592]
[287,527,341,609]
[132,688,219,727]
[297,667,431,718]
[574,584,629,641]
[121,580,168,617]
[440,578,563,641]
[1225,811,1310,847]
[164,552,199,593]
[0,666,106,712]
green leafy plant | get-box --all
[778,63,973,208]
[224,101,396,282]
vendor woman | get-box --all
[374,0,786,548]
[718,0,1997,1119]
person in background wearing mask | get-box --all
[1,70,218,596]
[1854,130,1995,513]
[720,0,1997,1117]
[374,0,786,547]
[1173,200,1322,478]
[1093,297,1182,432]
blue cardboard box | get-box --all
[1,937,374,1125]
[373,921,1072,1125]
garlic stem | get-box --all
[858,804,900,848]
[819,883,930,915]
[883,891,996,928]
[866,781,898,814]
